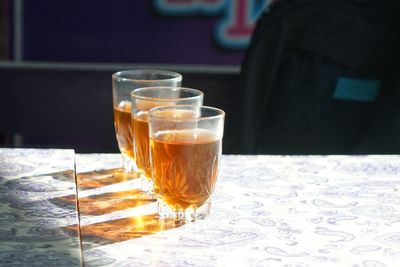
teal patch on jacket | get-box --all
[333,77,380,102]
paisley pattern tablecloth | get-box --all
[2,149,400,267]
[74,154,400,267]
[0,148,81,267]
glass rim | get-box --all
[112,69,182,83]
[149,105,225,122]
[131,87,204,102]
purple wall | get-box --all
[22,0,269,65]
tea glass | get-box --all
[148,105,225,221]
[130,87,204,192]
[112,70,182,173]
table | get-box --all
[0,148,81,266]
[1,148,400,266]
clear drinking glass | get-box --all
[148,105,225,222]
[130,87,204,192]
[112,70,182,173]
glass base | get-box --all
[158,200,211,222]
[122,156,136,173]
[139,176,154,195]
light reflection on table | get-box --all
[72,165,185,254]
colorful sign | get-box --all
[154,0,269,49]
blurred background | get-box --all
[0,0,269,153]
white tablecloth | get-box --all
[1,148,400,266]
[75,154,400,267]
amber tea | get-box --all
[133,113,151,179]
[151,129,220,211]
[114,101,134,161]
